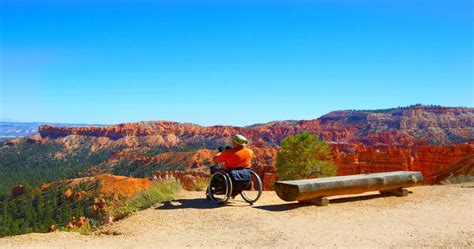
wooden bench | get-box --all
[274,171,423,206]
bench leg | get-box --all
[298,197,329,206]
[380,188,408,197]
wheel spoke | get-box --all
[208,172,232,204]
[241,170,263,204]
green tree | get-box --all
[275,131,337,180]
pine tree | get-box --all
[276,131,337,181]
[22,191,34,234]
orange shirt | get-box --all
[216,146,253,169]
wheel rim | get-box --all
[241,170,263,204]
[208,172,232,204]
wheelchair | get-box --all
[206,169,263,205]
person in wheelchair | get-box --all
[211,134,254,197]
[209,146,232,175]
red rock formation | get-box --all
[410,145,474,182]
[65,216,89,230]
[95,174,152,199]
[332,143,473,183]
[38,106,473,147]
[263,173,276,190]
[181,175,196,191]
[64,188,74,199]
[47,225,57,233]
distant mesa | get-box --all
[0,121,107,141]
[37,105,473,146]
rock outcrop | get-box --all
[53,174,153,200]
[94,174,153,199]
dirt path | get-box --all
[1,184,473,248]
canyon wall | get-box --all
[331,143,473,182]
[39,106,473,147]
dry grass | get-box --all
[110,179,182,220]
[193,176,209,191]
[440,175,474,185]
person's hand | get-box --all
[213,155,219,164]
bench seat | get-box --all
[274,171,423,204]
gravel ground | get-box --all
[1,183,473,248]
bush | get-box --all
[276,131,337,181]
[111,180,182,220]
[193,177,209,191]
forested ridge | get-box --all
[0,140,112,194]
[0,138,220,237]
[0,180,105,237]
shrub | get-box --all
[276,131,337,181]
[111,179,182,220]
[193,177,209,191]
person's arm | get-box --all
[214,151,229,169]
[213,152,222,164]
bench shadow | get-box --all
[254,192,413,212]
[329,193,388,204]
[156,199,220,210]
[330,191,413,204]
[252,202,312,212]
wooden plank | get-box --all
[380,188,409,197]
[274,171,423,202]
[298,197,329,206]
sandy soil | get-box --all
[1,183,473,248]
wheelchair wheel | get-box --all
[207,171,233,204]
[240,170,263,204]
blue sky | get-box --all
[1,0,472,126]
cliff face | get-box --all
[64,174,152,200]
[331,143,474,183]
[39,106,473,147]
